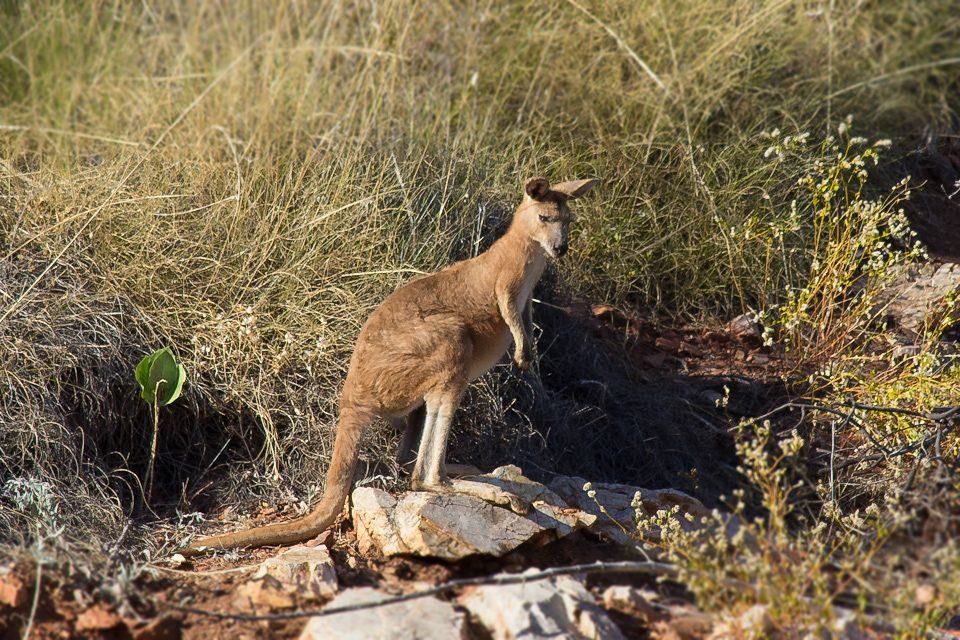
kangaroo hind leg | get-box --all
[395,404,425,476]
[409,400,440,490]
[421,388,466,489]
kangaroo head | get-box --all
[515,177,597,258]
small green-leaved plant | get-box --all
[135,347,186,503]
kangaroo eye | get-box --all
[539,215,551,223]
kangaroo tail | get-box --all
[183,406,370,555]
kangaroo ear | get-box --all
[551,178,597,200]
[524,177,550,200]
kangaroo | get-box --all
[185,176,596,553]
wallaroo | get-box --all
[185,177,597,553]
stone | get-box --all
[652,607,715,640]
[736,604,772,638]
[877,263,960,338]
[601,585,660,622]
[549,475,711,545]
[678,341,702,357]
[298,587,466,640]
[233,576,296,610]
[655,336,682,352]
[252,544,338,600]
[352,466,594,560]
[450,465,597,534]
[726,313,762,346]
[352,487,406,556]
[460,570,625,640]
[0,569,27,608]
[132,614,183,640]
[915,583,937,606]
[833,608,869,640]
[165,553,188,568]
[75,605,122,632]
[355,488,542,560]
[236,582,287,611]
[700,390,724,407]
[704,330,727,343]
[392,491,542,559]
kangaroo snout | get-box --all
[554,242,569,257]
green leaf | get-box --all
[135,347,187,406]
[135,351,158,404]
[164,364,186,406]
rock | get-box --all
[460,570,625,640]
[352,487,407,556]
[915,584,937,606]
[655,336,682,352]
[877,263,960,338]
[643,352,668,368]
[0,569,27,608]
[704,330,727,343]
[678,341,702,357]
[165,553,188,569]
[352,466,594,560]
[601,585,660,622]
[740,604,772,633]
[700,390,724,407]
[299,587,466,640]
[452,465,597,533]
[652,607,715,640]
[548,475,711,545]
[252,544,338,600]
[833,608,868,640]
[132,614,183,640]
[355,488,542,560]
[76,605,122,632]
[233,576,296,610]
[305,530,332,547]
[726,313,762,346]
[711,604,770,639]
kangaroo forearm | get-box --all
[498,293,527,350]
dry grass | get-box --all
[1,0,959,568]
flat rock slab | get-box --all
[460,570,625,640]
[549,475,710,545]
[353,488,544,560]
[252,544,338,600]
[298,587,466,640]
[352,466,594,560]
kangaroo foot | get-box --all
[410,476,453,492]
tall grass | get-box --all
[1,0,959,548]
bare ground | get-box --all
[0,310,790,640]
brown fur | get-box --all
[184,177,596,554]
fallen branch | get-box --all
[162,560,677,622]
